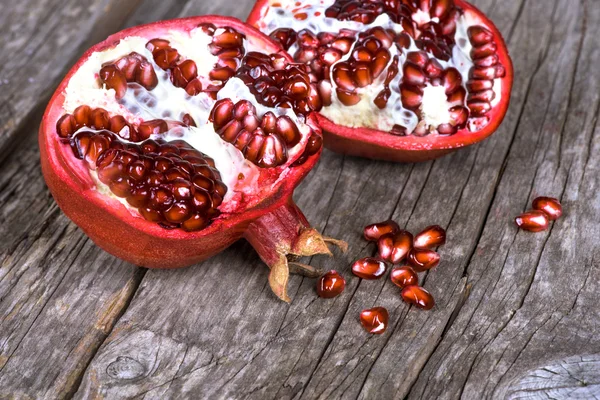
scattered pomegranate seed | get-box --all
[390,266,419,288]
[414,225,446,249]
[377,230,413,264]
[360,307,389,334]
[515,210,550,232]
[407,248,440,272]
[317,270,346,298]
[363,219,400,242]
[351,257,387,280]
[401,286,435,310]
[532,197,563,221]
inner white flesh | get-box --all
[63,29,308,213]
[260,0,502,134]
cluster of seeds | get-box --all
[515,196,563,232]
[265,0,507,136]
[316,220,447,334]
[56,105,194,142]
[67,128,226,231]
[400,50,469,135]
[146,39,204,96]
[236,52,322,115]
[56,24,325,231]
[99,53,158,100]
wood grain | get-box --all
[0,0,599,399]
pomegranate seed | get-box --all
[442,68,462,94]
[353,63,373,87]
[407,248,440,272]
[403,62,426,86]
[414,225,446,249]
[401,286,435,310]
[363,219,400,241]
[275,116,302,146]
[371,48,391,79]
[532,197,563,220]
[212,30,244,48]
[56,114,76,138]
[390,266,419,288]
[374,88,391,109]
[400,84,423,111]
[360,307,389,334]
[467,79,493,92]
[336,89,361,106]
[317,270,346,298]
[352,257,387,280]
[515,210,550,232]
[468,26,494,46]
[378,230,413,264]
[468,90,496,103]
[468,101,492,116]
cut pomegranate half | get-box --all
[248,0,513,162]
[39,16,346,302]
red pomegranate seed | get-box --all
[371,48,391,79]
[317,270,346,298]
[401,286,435,310]
[468,101,492,116]
[363,220,400,241]
[403,62,426,86]
[336,89,361,106]
[332,62,356,91]
[275,115,302,146]
[414,225,446,249]
[360,307,389,334]
[378,230,413,264]
[352,257,387,280]
[390,266,418,288]
[468,26,494,46]
[407,248,440,272]
[467,79,493,92]
[353,63,373,87]
[442,68,462,94]
[400,84,423,111]
[515,210,550,232]
[532,197,563,220]
[374,88,391,109]
[56,114,76,138]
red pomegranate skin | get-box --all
[39,16,333,304]
[247,0,514,162]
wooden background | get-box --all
[1,0,599,398]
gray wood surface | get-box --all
[1,0,599,399]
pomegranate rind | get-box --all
[247,0,514,162]
[39,16,323,269]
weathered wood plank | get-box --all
[1,0,598,399]
[71,1,574,399]
[406,0,600,399]
[0,0,143,159]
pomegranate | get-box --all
[317,270,346,298]
[248,0,514,162]
[39,16,346,302]
[360,307,389,334]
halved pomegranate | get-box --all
[248,0,513,162]
[39,16,345,302]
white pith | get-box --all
[259,0,503,134]
[63,30,309,214]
